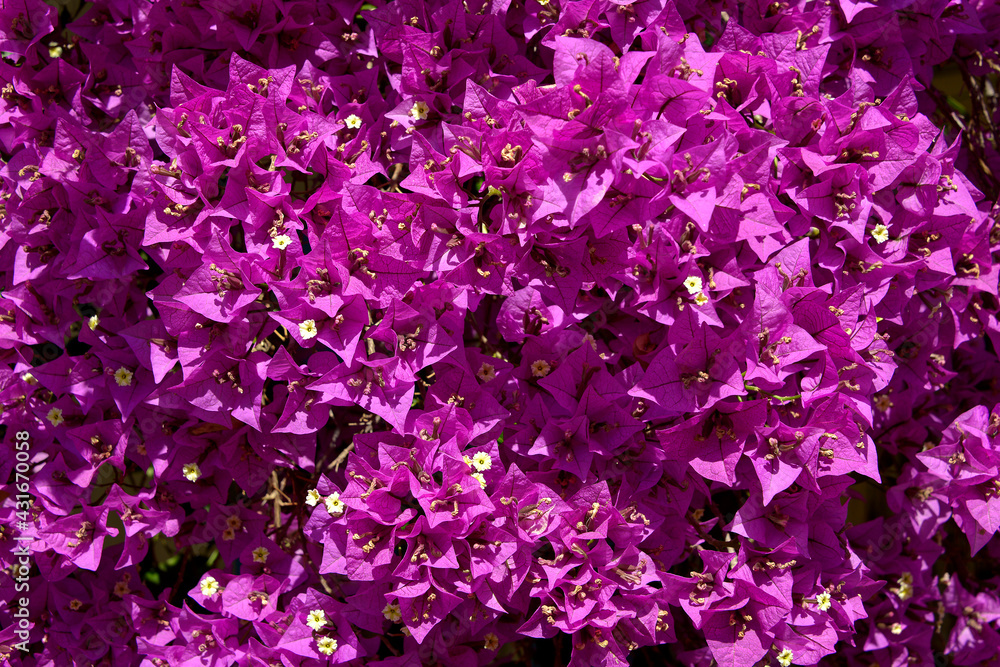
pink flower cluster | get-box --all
[1,0,999,665]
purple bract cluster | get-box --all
[2,0,1000,665]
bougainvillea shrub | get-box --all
[1,0,999,665]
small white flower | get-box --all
[382,601,402,622]
[531,359,551,377]
[306,609,328,631]
[684,276,703,295]
[472,472,487,489]
[114,367,133,387]
[325,492,344,516]
[272,234,292,250]
[871,223,889,244]
[251,546,269,563]
[305,489,323,506]
[694,291,710,306]
[410,101,429,120]
[199,576,220,597]
[88,314,99,330]
[477,362,496,382]
[815,591,832,612]
[183,462,201,482]
[316,636,338,655]
[893,572,914,601]
[345,114,362,129]
[299,319,318,340]
[776,648,794,667]
[890,622,903,635]
[46,407,64,427]
[472,452,492,472]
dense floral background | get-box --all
[1,0,1000,665]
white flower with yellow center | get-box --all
[251,546,269,563]
[694,291,710,306]
[815,591,832,612]
[345,114,362,129]
[890,622,903,635]
[316,637,338,655]
[88,315,99,331]
[299,319,318,340]
[183,462,201,482]
[114,367,133,387]
[872,223,889,244]
[531,359,551,377]
[684,276,703,295]
[305,489,323,506]
[477,362,496,382]
[472,472,487,489]
[382,601,402,622]
[325,492,345,516]
[410,101,429,120]
[306,609,328,631]
[272,234,292,250]
[199,576,220,598]
[46,407,64,427]
[472,452,492,472]
[893,572,914,601]
[776,648,794,667]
